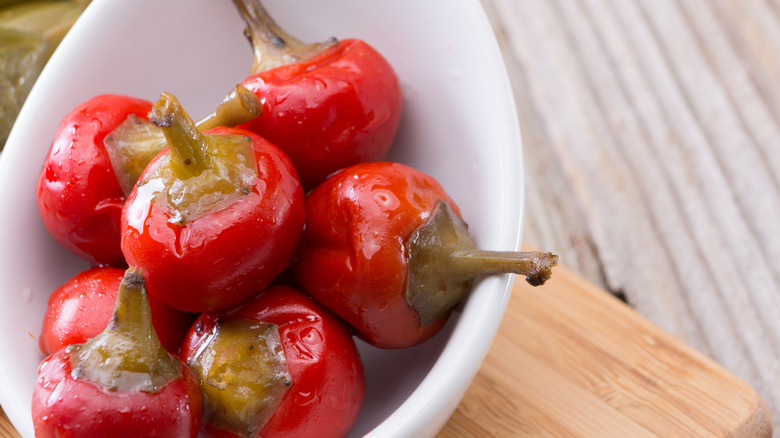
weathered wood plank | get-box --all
[0,409,19,438]
[481,0,780,431]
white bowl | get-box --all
[0,0,523,436]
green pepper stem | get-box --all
[232,0,337,74]
[449,250,559,287]
[149,92,208,177]
[110,268,155,338]
[197,84,262,131]
[406,200,558,326]
[105,86,260,196]
[68,268,180,393]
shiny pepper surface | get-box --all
[36,87,262,268]
[36,94,152,266]
[228,0,402,190]
[32,268,203,438]
[294,162,459,349]
[39,266,195,356]
[181,285,365,438]
[120,93,304,313]
[295,162,557,349]
[238,38,402,190]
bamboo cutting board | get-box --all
[0,264,772,437]
[438,264,772,437]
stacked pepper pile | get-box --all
[30,1,557,437]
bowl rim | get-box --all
[362,1,524,435]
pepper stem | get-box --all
[105,85,261,196]
[111,268,155,337]
[232,0,338,74]
[449,250,559,287]
[149,92,208,177]
[68,268,181,393]
[406,201,558,326]
[197,84,262,131]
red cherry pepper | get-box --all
[32,268,203,438]
[180,285,365,438]
[36,94,153,266]
[294,162,558,349]
[121,92,305,313]
[39,266,196,356]
[36,88,262,267]
[222,0,403,190]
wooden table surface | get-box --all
[479,0,780,433]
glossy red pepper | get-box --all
[36,94,153,266]
[121,92,304,313]
[39,266,196,356]
[32,268,203,437]
[224,0,402,190]
[294,162,558,349]
[180,285,365,438]
[36,87,262,267]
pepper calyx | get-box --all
[232,0,338,74]
[137,92,257,224]
[104,85,261,197]
[406,200,558,326]
[187,318,292,437]
[67,267,181,393]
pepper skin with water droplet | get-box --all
[36,87,262,267]
[36,94,153,266]
[31,268,203,438]
[226,0,402,190]
[39,266,196,356]
[120,92,304,313]
[294,162,558,349]
[180,285,365,438]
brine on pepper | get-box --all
[36,86,262,267]
[39,266,195,356]
[120,92,305,313]
[180,285,365,438]
[31,268,203,438]
[294,162,558,349]
[36,94,153,266]
[217,0,403,190]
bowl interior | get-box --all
[0,0,523,436]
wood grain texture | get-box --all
[0,409,18,438]
[438,268,771,437]
[481,0,780,431]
